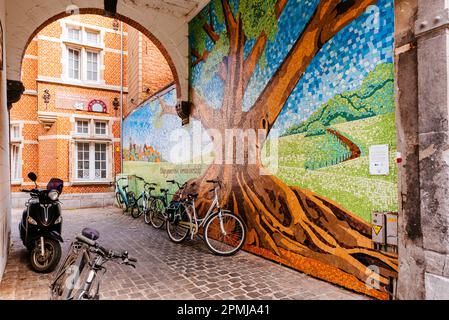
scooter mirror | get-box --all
[28,172,37,182]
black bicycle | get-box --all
[50,228,137,300]
[132,177,158,219]
[148,180,186,229]
[115,177,138,216]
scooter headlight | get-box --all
[27,216,38,225]
[48,190,59,201]
[54,215,63,224]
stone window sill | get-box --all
[71,180,113,186]
[11,180,23,186]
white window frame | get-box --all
[94,121,108,136]
[94,143,108,180]
[76,142,91,180]
[75,120,90,135]
[85,50,100,82]
[10,123,23,184]
[66,25,82,42]
[11,124,21,141]
[85,29,100,45]
[74,142,110,182]
[67,47,81,80]
[62,22,104,84]
[74,119,111,138]
[71,118,113,184]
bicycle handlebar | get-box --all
[166,180,186,190]
[206,179,222,190]
[76,234,96,247]
[75,234,137,266]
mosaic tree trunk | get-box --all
[165,0,398,297]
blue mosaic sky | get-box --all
[123,89,179,159]
[123,89,212,163]
[190,0,395,133]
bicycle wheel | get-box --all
[126,193,137,217]
[50,245,89,300]
[149,198,166,229]
[115,192,127,213]
[134,196,146,219]
[128,204,138,218]
[204,211,246,256]
[166,205,191,243]
[71,263,99,300]
[144,198,154,225]
[50,249,78,300]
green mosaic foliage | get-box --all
[284,63,395,137]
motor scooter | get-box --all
[19,172,64,273]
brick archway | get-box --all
[21,8,180,99]
[5,0,210,100]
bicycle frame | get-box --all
[115,178,129,207]
[75,254,106,300]
[182,186,226,239]
[51,241,92,300]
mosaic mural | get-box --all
[124,0,398,299]
[123,87,211,190]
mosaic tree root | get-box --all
[164,0,397,296]
[185,164,398,294]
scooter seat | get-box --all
[82,228,100,241]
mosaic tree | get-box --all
[162,0,398,296]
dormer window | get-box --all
[63,23,103,84]
[86,30,100,45]
[67,26,81,42]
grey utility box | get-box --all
[372,212,386,244]
[386,213,398,246]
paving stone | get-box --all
[0,208,368,300]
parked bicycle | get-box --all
[133,177,157,219]
[50,228,137,300]
[166,179,246,256]
[115,177,137,216]
[147,180,186,229]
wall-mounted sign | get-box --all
[74,102,84,110]
[88,100,108,113]
[55,92,109,111]
[369,145,390,175]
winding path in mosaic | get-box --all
[326,128,362,162]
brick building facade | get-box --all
[9,14,173,209]
[126,27,174,118]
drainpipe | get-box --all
[120,21,124,173]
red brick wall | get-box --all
[141,36,174,97]
[10,15,126,194]
[11,14,174,195]
[126,29,174,117]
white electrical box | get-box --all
[369,145,390,175]
[386,213,398,246]
[372,212,386,244]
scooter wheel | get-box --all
[30,238,62,273]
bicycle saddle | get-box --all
[188,193,199,199]
[82,228,100,241]
[160,189,169,193]
[148,187,156,191]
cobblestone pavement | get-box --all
[0,208,368,300]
